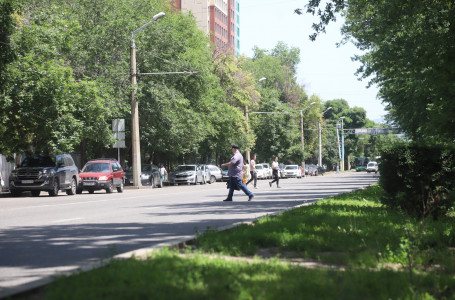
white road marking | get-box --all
[51,217,85,224]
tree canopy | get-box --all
[0,0,392,169]
[299,0,455,144]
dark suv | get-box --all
[77,158,124,194]
[9,154,79,197]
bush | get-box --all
[379,143,455,219]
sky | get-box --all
[239,0,386,122]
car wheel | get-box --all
[76,187,83,194]
[88,189,95,194]
[10,190,21,197]
[117,180,124,193]
[106,180,114,193]
[31,190,40,197]
[49,179,59,196]
[210,175,216,184]
[66,178,77,195]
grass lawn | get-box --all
[30,185,455,299]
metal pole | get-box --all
[336,123,341,162]
[341,118,345,171]
[318,122,322,166]
[131,39,142,187]
[300,111,304,170]
[245,105,250,163]
[117,122,120,163]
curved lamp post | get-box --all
[300,102,316,170]
[245,77,266,163]
[130,12,165,187]
[318,107,332,167]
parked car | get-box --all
[125,164,162,188]
[304,165,309,176]
[77,158,124,194]
[366,161,379,173]
[9,154,79,197]
[299,166,305,177]
[206,165,222,183]
[317,166,326,176]
[261,163,272,179]
[221,165,229,182]
[308,164,318,176]
[282,165,302,178]
[255,164,266,179]
[279,164,285,178]
[168,164,205,185]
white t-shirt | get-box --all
[159,167,166,175]
[272,161,279,169]
[250,159,256,171]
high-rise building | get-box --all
[170,0,240,55]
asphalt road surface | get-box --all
[0,171,379,298]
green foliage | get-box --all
[380,143,455,219]
[44,250,455,300]
[42,186,455,299]
[194,185,454,272]
[303,0,455,143]
[0,0,19,89]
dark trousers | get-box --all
[270,169,279,185]
[227,177,253,200]
[246,171,257,187]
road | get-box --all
[0,171,379,298]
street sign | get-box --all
[112,119,126,149]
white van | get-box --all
[366,161,379,173]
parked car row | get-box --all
[6,154,332,197]
[168,164,223,185]
[8,155,126,197]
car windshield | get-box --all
[285,165,298,170]
[367,163,376,167]
[82,162,111,173]
[141,164,157,172]
[256,165,263,170]
[175,165,196,172]
[21,156,55,167]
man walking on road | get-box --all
[246,154,258,189]
[221,145,254,202]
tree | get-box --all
[0,4,117,156]
[0,0,19,91]
[300,0,455,144]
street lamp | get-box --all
[339,116,345,171]
[245,77,266,163]
[300,102,316,170]
[130,12,165,188]
[318,107,332,167]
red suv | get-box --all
[77,158,124,194]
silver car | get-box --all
[282,165,302,178]
[168,164,206,185]
[260,163,272,179]
[206,165,222,183]
[255,164,266,179]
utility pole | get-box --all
[130,12,165,187]
[340,117,345,171]
[318,107,332,167]
[300,102,316,170]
